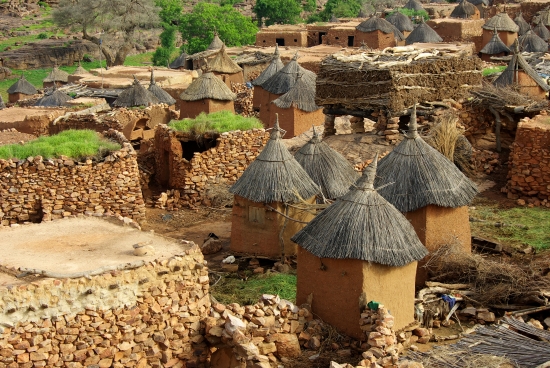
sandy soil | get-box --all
[0,129,36,145]
[0,107,65,123]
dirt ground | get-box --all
[0,129,36,145]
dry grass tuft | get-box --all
[405,346,518,368]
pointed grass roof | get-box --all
[169,51,188,69]
[480,29,511,55]
[356,16,396,34]
[386,11,414,32]
[180,71,236,101]
[403,0,424,11]
[483,13,519,33]
[519,30,548,53]
[7,74,37,95]
[538,7,550,27]
[262,53,316,95]
[294,127,360,199]
[533,21,550,41]
[272,74,320,112]
[113,76,160,107]
[450,0,478,19]
[374,105,478,213]
[43,66,69,83]
[35,87,72,107]
[148,69,176,105]
[291,155,428,266]
[252,45,285,87]
[229,118,319,204]
[515,12,531,36]
[405,20,443,45]
[208,33,224,50]
[72,62,87,75]
[209,45,242,74]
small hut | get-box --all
[209,45,244,88]
[35,87,72,107]
[208,33,224,50]
[187,33,225,70]
[494,41,550,99]
[386,11,415,37]
[482,13,519,47]
[113,77,160,108]
[294,127,359,200]
[269,74,323,137]
[43,66,69,88]
[533,21,550,42]
[7,74,38,103]
[229,118,319,258]
[355,16,397,49]
[480,28,511,62]
[148,69,176,106]
[374,106,478,286]
[252,46,284,111]
[519,30,548,53]
[169,51,189,70]
[514,12,531,36]
[292,156,428,338]
[179,71,236,119]
[68,61,88,83]
[450,0,480,20]
[403,0,424,11]
[405,19,443,45]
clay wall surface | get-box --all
[259,92,282,126]
[8,93,26,104]
[241,63,269,83]
[326,27,356,47]
[268,105,324,137]
[517,71,547,100]
[507,115,550,203]
[0,107,66,136]
[252,86,268,110]
[0,130,146,225]
[179,99,235,120]
[255,31,308,47]
[354,30,396,49]
[427,19,484,47]
[213,72,244,89]
[0,246,210,368]
[482,30,517,48]
[487,2,549,23]
[306,25,334,47]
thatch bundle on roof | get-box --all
[272,74,319,112]
[262,54,316,95]
[35,87,73,107]
[169,51,188,69]
[374,106,478,213]
[483,13,519,32]
[188,33,225,61]
[514,12,531,36]
[450,0,478,19]
[480,29,511,55]
[403,0,424,11]
[43,66,69,83]
[7,75,38,95]
[405,20,443,45]
[533,21,550,41]
[291,155,428,265]
[72,62,87,76]
[113,77,160,107]
[356,16,396,34]
[148,69,176,105]
[294,128,359,199]
[229,119,319,204]
[252,46,285,87]
[209,45,242,74]
[180,71,236,101]
[386,11,414,32]
[519,30,548,53]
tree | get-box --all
[155,0,183,25]
[179,3,257,55]
[254,0,303,26]
[318,0,363,20]
[153,24,177,66]
[52,0,160,67]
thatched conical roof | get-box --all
[291,155,428,266]
[35,87,72,107]
[356,15,396,34]
[386,11,414,32]
[148,69,176,105]
[330,15,339,23]
[537,8,550,27]
[468,0,488,5]
[207,33,224,50]
[169,51,188,69]
[450,0,478,19]
[514,12,531,36]
[519,30,548,52]
[533,21,550,41]
[252,45,285,87]
[483,13,519,32]
[294,127,360,199]
[113,76,160,107]
[7,74,38,95]
[393,26,406,41]
[72,61,87,75]
[494,41,550,91]
[374,105,478,213]
[209,45,242,74]
[262,53,316,95]
[229,118,319,204]
[43,66,69,83]
[405,20,443,45]
[272,73,320,112]
[480,28,511,55]
[0,94,5,110]
[180,71,236,101]
[403,0,424,11]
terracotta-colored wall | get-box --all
[427,19,484,44]
[42,81,66,89]
[517,70,547,100]
[179,99,235,119]
[259,92,282,126]
[326,28,356,47]
[8,92,26,103]
[481,51,506,62]
[213,71,244,88]
[253,86,268,110]
[255,31,308,47]
[482,29,517,48]
[269,105,324,137]
[354,30,396,49]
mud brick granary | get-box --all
[482,12,519,48]
[252,45,284,111]
[480,28,511,62]
[209,45,244,88]
[43,66,69,88]
[148,69,176,106]
[7,74,37,103]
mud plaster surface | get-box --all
[0,217,186,275]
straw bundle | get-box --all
[229,118,319,204]
[514,12,530,36]
[291,156,428,266]
[405,20,443,45]
[252,45,284,87]
[261,53,316,95]
[533,21,550,41]
[35,88,72,107]
[272,74,320,112]
[180,71,237,101]
[43,66,69,83]
[483,13,519,32]
[113,77,160,107]
[148,69,176,105]
[450,0,478,19]
[374,105,478,213]
[169,52,188,69]
[209,45,242,74]
[386,11,414,32]
[403,0,424,11]
[480,29,511,55]
[424,113,472,171]
[356,16,396,34]
[294,127,359,199]
[519,30,548,53]
[7,74,38,95]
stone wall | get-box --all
[0,130,146,225]
[0,245,210,368]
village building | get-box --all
[42,66,69,88]
[68,61,89,83]
[255,25,308,47]
[533,21,550,42]
[468,0,488,18]
[482,12,519,48]
[325,22,359,47]
[405,19,443,45]
[519,30,548,53]
[268,74,323,137]
[233,51,274,82]
[187,33,224,70]
[292,156,429,338]
[427,19,484,48]
[294,128,359,200]
[386,11,414,38]
[113,77,159,108]
[494,41,550,99]
[179,71,237,119]
[148,69,176,106]
[252,46,284,111]
[374,106,478,286]
[480,28,511,62]
[306,23,335,47]
[209,45,244,88]
[6,74,37,103]
[403,0,424,11]
[34,87,72,107]
[514,12,531,36]
[229,119,319,258]
[354,16,399,49]
[169,51,189,70]
[450,0,480,20]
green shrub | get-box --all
[169,111,264,134]
[37,32,48,39]
[212,273,297,305]
[389,8,429,22]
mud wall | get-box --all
[354,30,395,49]
[255,31,308,47]
[326,27,356,47]
[269,105,324,138]
[0,247,210,368]
[179,99,235,120]
[0,130,146,225]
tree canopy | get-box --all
[319,0,363,20]
[254,0,304,26]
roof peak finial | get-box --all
[361,152,379,190]
[271,114,283,140]
[406,103,419,138]
[274,44,280,56]
[512,38,520,54]
[150,68,155,85]
[292,52,299,61]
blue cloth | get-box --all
[441,294,456,308]
[245,82,253,89]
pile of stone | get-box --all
[231,83,255,118]
[373,112,402,143]
[472,148,500,174]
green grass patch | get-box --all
[471,199,550,250]
[211,273,297,305]
[0,130,121,160]
[169,111,263,134]
[482,66,506,77]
